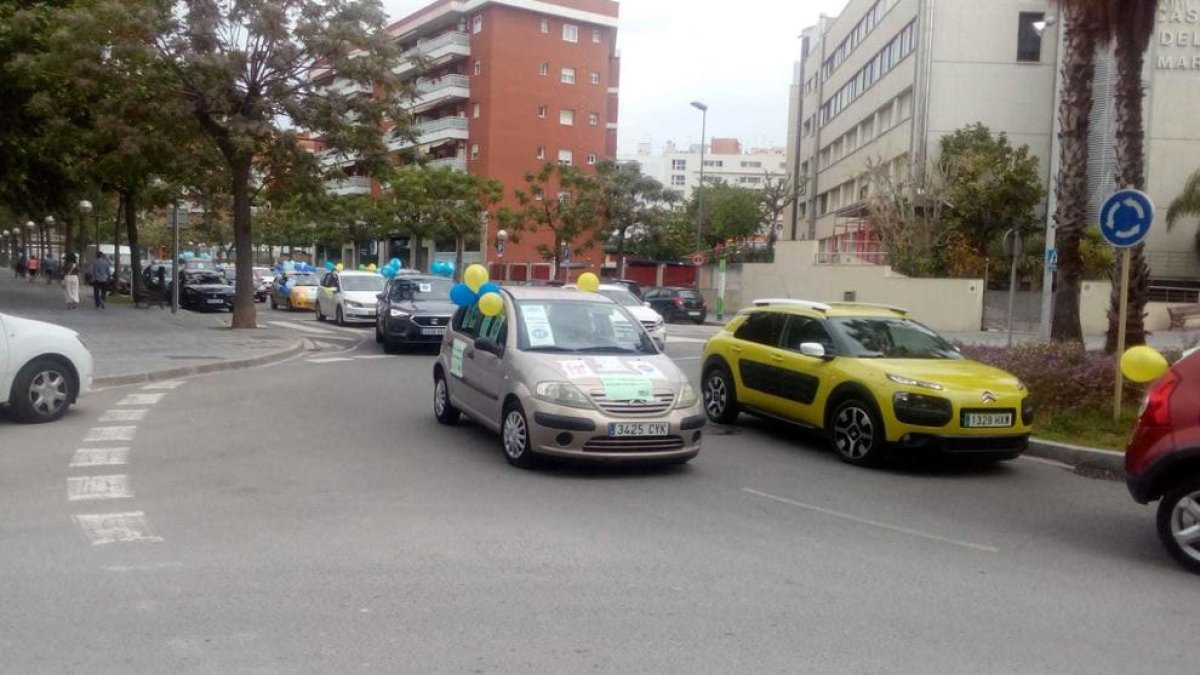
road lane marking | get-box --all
[68,475,132,501]
[99,409,147,422]
[307,357,354,364]
[267,320,337,335]
[73,512,163,545]
[142,380,185,390]
[666,336,708,344]
[741,488,999,553]
[106,562,184,573]
[70,448,130,468]
[84,426,137,442]
[118,393,165,406]
[356,354,393,360]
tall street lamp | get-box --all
[690,100,708,290]
[25,221,35,258]
[44,216,55,263]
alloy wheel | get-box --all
[834,405,875,460]
[704,375,727,418]
[28,369,68,417]
[434,378,448,417]
[1167,491,1200,566]
[503,410,528,459]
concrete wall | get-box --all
[700,240,985,332]
[1080,280,1182,335]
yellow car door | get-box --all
[726,311,789,415]
[770,315,839,427]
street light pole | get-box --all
[1036,16,1062,339]
[690,100,708,291]
[496,228,507,281]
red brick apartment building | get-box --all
[386,0,620,281]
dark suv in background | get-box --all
[1126,347,1200,574]
[645,286,707,324]
[375,273,457,353]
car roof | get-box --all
[503,286,617,302]
[745,299,909,318]
[334,270,378,277]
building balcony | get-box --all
[327,77,372,97]
[388,117,469,152]
[394,32,471,78]
[412,74,470,113]
[324,176,372,196]
[315,147,360,168]
[425,156,467,172]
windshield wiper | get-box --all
[575,346,640,354]
[523,345,577,353]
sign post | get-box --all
[1003,228,1023,348]
[716,257,727,321]
[1099,189,1154,421]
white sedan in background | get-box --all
[567,283,667,348]
[0,312,94,423]
[316,270,386,326]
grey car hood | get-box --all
[396,299,457,314]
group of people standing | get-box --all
[10,251,112,310]
[13,252,58,282]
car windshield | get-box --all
[391,277,453,301]
[827,317,962,359]
[186,271,226,285]
[341,275,384,292]
[516,300,656,354]
[597,289,642,307]
[292,274,319,286]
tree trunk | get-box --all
[1050,2,1097,343]
[615,227,626,279]
[125,190,143,303]
[1104,15,1153,353]
[230,156,257,329]
[412,234,424,272]
[454,235,465,283]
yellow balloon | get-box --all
[335,263,344,272]
[464,263,489,292]
[479,292,504,317]
[367,263,377,271]
[577,272,600,293]
[1121,345,1170,383]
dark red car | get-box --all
[1126,348,1200,574]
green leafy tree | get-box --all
[627,207,694,262]
[593,160,673,277]
[689,183,763,248]
[500,163,602,282]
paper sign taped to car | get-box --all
[451,339,466,377]
[559,360,595,379]
[600,375,653,401]
[521,304,555,347]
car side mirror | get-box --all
[800,342,832,360]
[376,293,384,301]
[474,337,504,358]
[644,301,652,308]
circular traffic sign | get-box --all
[1099,189,1155,248]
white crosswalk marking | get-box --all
[307,357,354,364]
[356,355,393,360]
[73,512,163,545]
[68,475,132,501]
[142,380,185,390]
[100,409,147,422]
[118,393,165,406]
[84,426,137,442]
[70,448,130,468]
[268,320,337,335]
[666,336,708,344]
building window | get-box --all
[588,112,599,125]
[563,23,578,43]
[671,174,686,187]
[536,146,546,160]
[590,72,601,85]
[472,102,480,118]
[703,160,723,168]
[533,187,544,201]
[539,62,549,76]
[559,108,574,126]
[1017,12,1045,62]
[473,61,481,75]
[557,191,571,204]
[740,160,762,168]
[592,29,602,43]
[537,104,548,118]
[471,15,482,33]
[558,149,574,166]
[587,153,597,165]
[540,18,549,34]
[470,143,479,159]
[561,67,576,84]
[671,159,687,171]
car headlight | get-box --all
[653,319,664,331]
[389,308,410,319]
[346,301,362,309]
[535,381,593,409]
[886,374,944,391]
[676,381,698,408]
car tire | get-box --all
[433,372,461,425]
[270,296,277,310]
[501,400,538,469]
[316,301,326,322]
[1156,476,1200,574]
[374,320,383,344]
[8,357,74,424]
[702,365,739,424]
[828,398,885,466]
[336,305,346,327]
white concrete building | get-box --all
[785,0,1200,283]
[620,139,789,200]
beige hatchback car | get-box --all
[433,286,705,468]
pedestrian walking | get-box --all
[44,254,56,284]
[15,254,25,278]
[26,254,39,282]
[91,253,112,309]
[61,253,80,309]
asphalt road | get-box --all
[2,313,1198,674]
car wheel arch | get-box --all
[824,382,882,430]
[1141,450,1200,503]
[702,355,732,378]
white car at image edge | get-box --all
[566,283,667,347]
[0,312,94,423]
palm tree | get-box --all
[1103,0,1159,353]
[1165,168,1200,253]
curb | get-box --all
[1026,437,1125,472]
[92,339,306,389]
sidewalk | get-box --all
[0,272,301,382]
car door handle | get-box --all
[730,346,743,354]
[770,354,784,362]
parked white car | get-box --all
[567,283,667,348]
[316,270,386,326]
[0,312,94,423]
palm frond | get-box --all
[1166,168,1200,229]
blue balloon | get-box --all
[450,283,477,307]
[324,261,335,271]
[389,258,401,269]
[380,266,396,278]
[478,282,501,296]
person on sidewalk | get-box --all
[26,255,39,282]
[44,254,56,284]
[91,253,112,309]
[61,253,80,309]
[15,254,25,278]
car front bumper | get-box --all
[384,316,451,343]
[525,399,705,462]
[342,304,377,321]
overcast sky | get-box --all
[380,0,849,155]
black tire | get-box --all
[1156,475,1200,574]
[316,301,326,322]
[828,398,886,466]
[374,320,383,344]
[433,371,461,425]
[270,296,277,310]
[702,366,739,424]
[501,400,537,468]
[9,357,74,423]
[336,305,346,327]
